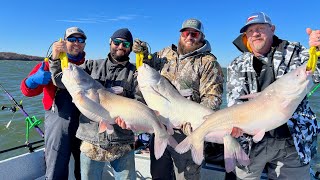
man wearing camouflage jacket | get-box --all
[133,18,224,180]
[227,12,320,179]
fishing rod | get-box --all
[0,83,44,143]
[0,140,44,154]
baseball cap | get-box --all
[240,12,272,33]
[180,18,204,34]
[64,27,87,39]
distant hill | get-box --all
[0,52,44,61]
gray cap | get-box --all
[240,12,272,33]
[180,18,204,34]
[64,27,87,39]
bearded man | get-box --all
[132,18,226,180]
[50,28,137,180]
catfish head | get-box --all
[275,63,313,101]
[137,63,162,88]
[62,63,95,92]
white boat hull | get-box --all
[0,149,255,180]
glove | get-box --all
[180,122,193,136]
[133,39,149,55]
[25,62,52,89]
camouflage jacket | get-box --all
[145,40,224,110]
[227,35,320,164]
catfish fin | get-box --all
[150,86,171,103]
[166,123,175,135]
[252,129,265,143]
[238,93,261,100]
[175,136,192,154]
[175,135,204,165]
[223,135,250,173]
[190,140,204,165]
[167,135,178,148]
[153,132,168,160]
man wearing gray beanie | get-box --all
[50,28,137,180]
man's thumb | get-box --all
[306,28,313,35]
[39,62,46,70]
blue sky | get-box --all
[1,0,319,67]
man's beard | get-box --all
[110,49,130,62]
[251,40,266,52]
[178,39,204,55]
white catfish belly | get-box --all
[142,87,214,130]
[139,87,172,120]
[171,99,214,129]
[231,95,293,135]
[203,92,293,137]
[72,91,112,123]
[98,91,162,133]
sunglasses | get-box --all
[67,37,86,43]
[181,31,200,39]
[112,39,131,48]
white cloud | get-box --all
[56,14,144,24]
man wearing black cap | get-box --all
[131,18,226,180]
[50,28,137,180]
[228,12,320,179]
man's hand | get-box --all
[231,127,243,138]
[306,28,320,48]
[115,117,131,130]
[133,39,149,55]
[25,62,52,89]
[51,40,67,60]
[180,122,193,135]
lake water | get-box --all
[0,60,319,172]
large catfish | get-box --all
[137,63,250,172]
[175,63,314,171]
[61,63,176,159]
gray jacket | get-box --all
[49,54,136,147]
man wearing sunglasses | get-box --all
[21,27,86,180]
[228,12,320,180]
[50,28,137,180]
[131,18,226,180]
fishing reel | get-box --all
[1,104,22,113]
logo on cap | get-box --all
[64,27,87,39]
[247,15,258,23]
[180,18,204,34]
[240,12,272,33]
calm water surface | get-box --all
[0,60,319,171]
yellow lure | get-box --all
[306,46,320,72]
[136,52,144,70]
[59,38,69,70]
